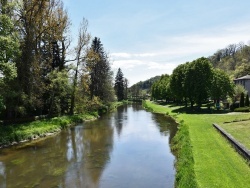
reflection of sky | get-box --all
[0,162,6,188]
[101,105,176,188]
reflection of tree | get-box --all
[132,102,143,112]
[81,120,114,184]
[152,113,178,142]
[114,106,126,136]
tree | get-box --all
[86,37,115,103]
[151,74,170,101]
[11,0,70,117]
[233,84,247,102]
[210,69,234,104]
[245,94,249,107]
[0,0,19,117]
[191,57,213,108]
[114,68,124,101]
[240,92,245,107]
[124,78,129,100]
[169,63,188,106]
[70,18,90,115]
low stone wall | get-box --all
[213,123,250,161]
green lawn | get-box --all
[220,120,250,150]
[143,101,250,188]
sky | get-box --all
[62,0,250,86]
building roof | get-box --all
[234,75,250,81]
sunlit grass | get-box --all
[143,100,250,188]
[220,120,250,150]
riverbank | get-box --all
[0,101,127,148]
[143,100,250,188]
[0,113,98,148]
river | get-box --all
[0,104,177,188]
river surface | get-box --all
[0,104,177,188]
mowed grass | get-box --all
[220,120,250,150]
[144,101,250,188]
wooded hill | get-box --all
[129,76,160,96]
[209,42,250,79]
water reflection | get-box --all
[0,104,177,188]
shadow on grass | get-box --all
[156,102,230,114]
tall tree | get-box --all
[169,63,188,106]
[86,37,114,102]
[189,57,213,108]
[124,78,129,100]
[114,68,124,101]
[0,0,19,117]
[245,94,249,107]
[70,18,90,115]
[210,69,234,104]
[13,0,70,117]
[240,92,245,107]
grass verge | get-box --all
[143,100,250,188]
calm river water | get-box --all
[0,104,177,188]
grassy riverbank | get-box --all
[0,113,98,147]
[0,101,127,148]
[143,100,250,188]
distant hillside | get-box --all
[129,76,161,96]
[209,42,250,79]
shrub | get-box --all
[245,94,250,107]
[234,107,250,112]
[240,92,245,107]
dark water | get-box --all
[0,104,177,188]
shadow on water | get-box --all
[0,103,177,188]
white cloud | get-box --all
[112,59,144,69]
[111,53,132,58]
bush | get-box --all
[234,107,250,112]
[245,94,250,107]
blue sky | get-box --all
[62,0,250,86]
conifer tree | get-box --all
[240,92,245,107]
[86,37,114,102]
[245,94,249,107]
[115,68,124,101]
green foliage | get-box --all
[210,69,234,101]
[233,84,247,102]
[86,37,115,102]
[169,63,187,102]
[129,76,160,96]
[240,92,245,107]
[151,74,170,101]
[209,42,250,79]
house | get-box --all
[234,75,250,94]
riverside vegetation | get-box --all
[0,101,125,148]
[143,100,250,188]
